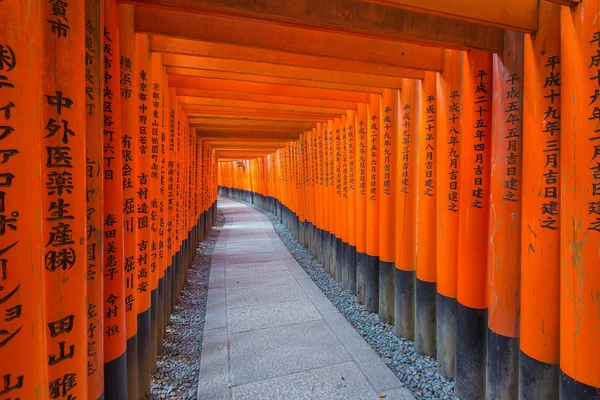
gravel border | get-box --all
[238,199,457,400]
[150,210,225,400]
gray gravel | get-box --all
[240,200,457,400]
[150,210,225,400]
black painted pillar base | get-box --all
[150,288,159,374]
[455,303,487,400]
[342,242,350,290]
[436,293,457,380]
[347,245,357,295]
[316,228,323,264]
[560,371,600,399]
[137,308,152,399]
[104,352,128,400]
[335,237,344,283]
[415,279,437,357]
[126,334,139,400]
[378,261,395,324]
[165,265,172,326]
[329,233,337,278]
[487,330,519,400]
[394,269,415,340]
[364,254,379,313]
[157,277,165,354]
[519,351,559,399]
[356,251,367,304]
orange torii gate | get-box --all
[3,0,600,399]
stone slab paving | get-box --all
[198,198,415,400]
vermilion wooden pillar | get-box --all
[149,51,162,371]
[560,1,600,397]
[365,94,380,313]
[41,0,89,396]
[134,32,153,398]
[455,50,493,400]
[119,5,139,399]
[0,2,47,398]
[415,72,438,357]
[520,3,561,398]
[103,0,128,397]
[85,0,105,397]
[334,117,343,282]
[379,88,397,324]
[355,103,369,303]
[435,49,462,381]
[486,31,524,400]
[395,79,419,341]
[346,109,358,294]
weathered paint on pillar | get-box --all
[455,50,493,400]
[366,94,380,313]
[435,49,463,380]
[134,32,153,398]
[560,1,600,397]
[520,3,561,398]
[85,0,104,397]
[103,0,128,397]
[0,2,47,398]
[395,79,419,341]
[486,31,524,400]
[379,88,397,324]
[416,72,438,357]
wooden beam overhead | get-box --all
[165,66,384,93]
[161,53,420,85]
[176,88,359,110]
[544,0,580,6]
[179,96,347,115]
[189,119,317,129]
[169,75,369,103]
[357,0,537,32]
[183,107,342,120]
[192,127,305,134]
[189,114,328,123]
[150,35,441,74]
[132,4,503,54]
[198,133,300,140]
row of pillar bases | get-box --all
[107,203,217,399]
[218,187,599,400]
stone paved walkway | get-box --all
[198,198,414,400]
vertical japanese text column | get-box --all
[85,0,104,397]
[134,32,152,397]
[41,1,89,399]
[0,2,47,399]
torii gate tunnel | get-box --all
[2,0,600,399]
